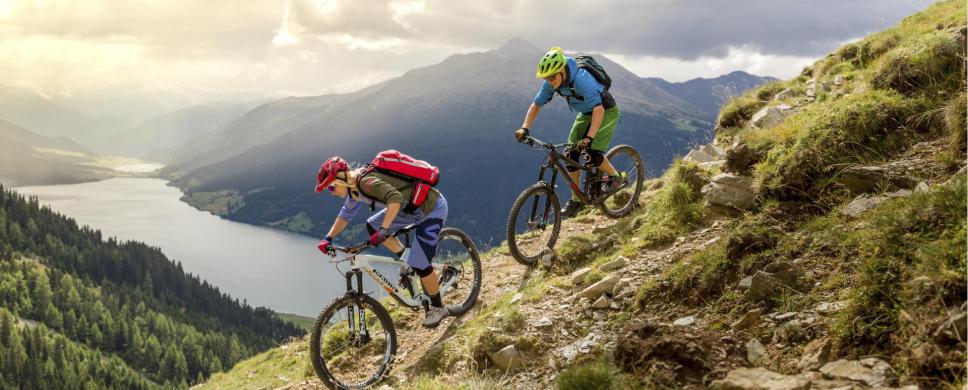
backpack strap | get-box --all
[355,166,378,211]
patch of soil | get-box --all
[613,321,745,389]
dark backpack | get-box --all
[558,55,615,109]
[574,55,611,90]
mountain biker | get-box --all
[515,47,623,218]
[314,156,451,328]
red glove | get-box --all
[370,228,388,246]
[317,237,333,255]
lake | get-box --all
[16,177,385,317]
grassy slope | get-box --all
[200,2,966,389]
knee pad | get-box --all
[587,150,605,166]
[414,265,435,278]
[567,150,582,172]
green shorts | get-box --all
[567,106,621,152]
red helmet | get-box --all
[315,157,349,193]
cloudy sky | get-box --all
[0,0,934,98]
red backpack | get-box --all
[357,150,440,213]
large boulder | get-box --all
[709,367,810,390]
[703,173,756,210]
[750,104,794,129]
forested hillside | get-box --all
[0,185,303,388]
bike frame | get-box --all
[535,145,600,205]
[521,137,609,229]
[331,229,460,311]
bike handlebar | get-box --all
[325,227,414,257]
[519,134,573,151]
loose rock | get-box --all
[746,338,770,367]
[774,88,795,101]
[580,274,621,300]
[534,316,553,328]
[709,367,809,390]
[732,309,763,331]
[797,338,833,370]
[819,358,896,387]
[747,271,785,302]
[571,267,592,285]
[590,296,610,309]
[489,345,524,371]
[600,256,628,272]
[763,261,802,286]
[673,315,696,326]
[702,173,756,210]
[751,104,794,129]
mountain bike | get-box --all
[309,225,481,389]
[506,132,644,266]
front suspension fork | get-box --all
[344,270,370,343]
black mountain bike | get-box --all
[309,225,481,389]
[506,132,644,266]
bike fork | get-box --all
[529,166,557,227]
[344,270,369,342]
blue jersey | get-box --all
[533,57,606,114]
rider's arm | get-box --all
[379,203,402,230]
[523,82,554,129]
[522,102,542,129]
[586,104,605,139]
[325,216,350,238]
[328,197,362,237]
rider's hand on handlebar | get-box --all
[580,136,593,150]
[318,237,335,257]
[369,228,389,246]
[514,127,529,142]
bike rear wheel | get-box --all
[599,145,644,218]
[434,227,482,316]
[506,183,561,266]
[310,294,397,390]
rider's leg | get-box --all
[409,196,450,326]
[589,106,621,177]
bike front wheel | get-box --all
[310,294,397,390]
[599,145,645,218]
[506,183,561,266]
[434,227,482,316]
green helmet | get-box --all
[536,47,566,79]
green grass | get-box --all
[629,161,705,248]
[753,89,933,201]
[837,177,966,346]
[195,338,314,390]
[557,360,626,390]
[275,312,315,332]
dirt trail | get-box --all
[273,200,733,389]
